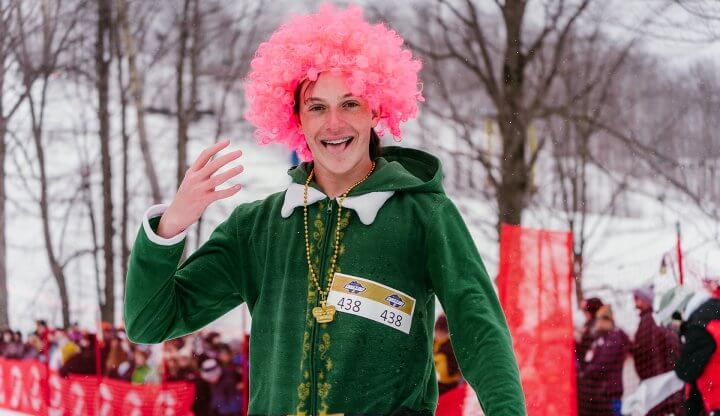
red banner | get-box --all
[0,358,195,416]
[496,224,576,416]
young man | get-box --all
[124,5,525,415]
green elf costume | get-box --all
[124,5,525,416]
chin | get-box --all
[314,155,361,176]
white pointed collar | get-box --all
[281,183,394,225]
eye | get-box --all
[343,101,360,108]
[308,105,325,112]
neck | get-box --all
[313,158,373,199]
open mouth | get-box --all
[321,136,354,153]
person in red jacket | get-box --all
[675,286,720,416]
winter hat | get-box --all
[632,284,655,306]
[244,3,424,161]
[583,297,604,317]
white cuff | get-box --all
[142,204,188,246]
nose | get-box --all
[326,108,344,131]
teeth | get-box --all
[323,136,352,145]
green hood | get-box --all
[287,146,445,196]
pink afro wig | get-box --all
[243,4,424,161]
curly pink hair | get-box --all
[243,4,424,161]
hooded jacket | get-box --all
[676,297,720,415]
[124,147,525,415]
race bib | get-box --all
[326,273,416,334]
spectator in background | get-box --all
[173,346,197,381]
[60,333,98,377]
[105,336,132,379]
[23,333,45,361]
[207,343,243,416]
[59,330,80,366]
[630,284,683,415]
[577,297,604,369]
[68,323,82,343]
[131,347,158,384]
[675,288,720,416]
[433,314,463,395]
[578,305,631,416]
[35,319,51,354]
[2,329,24,359]
[200,359,222,416]
[165,356,180,381]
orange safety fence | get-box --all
[0,358,194,415]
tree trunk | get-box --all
[496,1,530,230]
[497,114,529,229]
[29,82,71,328]
[117,0,162,204]
[0,120,8,330]
[113,5,131,294]
[176,0,201,190]
[176,0,191,190]
[81,166,103,315]
[96,0,115,325]
[0,8,9,329]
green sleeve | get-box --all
[124,207,247,344]
[426,199,526,415]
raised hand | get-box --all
[156,139,244,238]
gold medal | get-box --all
[312,301,336,323]
[304,162,375,325]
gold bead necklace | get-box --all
[304,161,375,323]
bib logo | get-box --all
[385,294,405,308]
[344,281,366,294]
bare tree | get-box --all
[404,0,603,230]
[117,0,162,204]
[194,1,266,246]
[538,24,643,302]
[112,0,131,296]
[175,0,202,190]
[14,0,87,327]
[95,0,114,324]
[0,0,26,329]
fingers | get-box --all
[201,149,243,177]
[191,139,230,172]
[210,184,242,201]
[209,165,244,188]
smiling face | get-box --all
[298,73,379,183]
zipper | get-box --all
[310,199,336,416]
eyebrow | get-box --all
[304,93,356,104]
